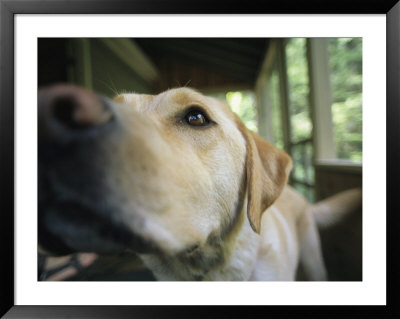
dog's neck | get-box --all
[138,197,261,281]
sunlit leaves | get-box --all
[329,38,362,162]
[225,91,258,133]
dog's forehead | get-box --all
[164,87,206,105]
[149,88,211,113]
[114,88,202,111]
[162,88,235,118]
[115,88,234,119]
[114,93,154,111]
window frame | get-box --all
[255,38,362,201]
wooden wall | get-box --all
[152,57,252,94]
[314,162,362,200]
[314,162,362,281]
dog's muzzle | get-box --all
[37,84,143,255]
[38,84,114,144]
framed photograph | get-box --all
[1,0,398,317]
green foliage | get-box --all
[269,70,284,149]
[292,143,314,184]
[225,91,258,132]
[286,38,312,143]
[283,38,362,162]
[208,90,257,133]
[329,38,362,162]
[285,38,315,201]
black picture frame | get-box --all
[1,0,399,318]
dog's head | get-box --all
[38,85,291,256]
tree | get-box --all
[329,38,362,162]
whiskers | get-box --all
[175,79,192,88]
[97,77,120,96]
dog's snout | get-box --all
[38,84,113,142]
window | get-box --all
[285,38,315,201]
[210,90,257,133]
[329,38,362,162]
[258,38,362,202]
[269,69,284,149]
[226,91,257,133]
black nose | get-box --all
[38,84,113,143]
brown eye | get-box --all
[185,110,210,127]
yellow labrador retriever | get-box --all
[38,85,361,281]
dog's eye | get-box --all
[185,109,210,127]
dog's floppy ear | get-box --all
[236,118,292,234]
